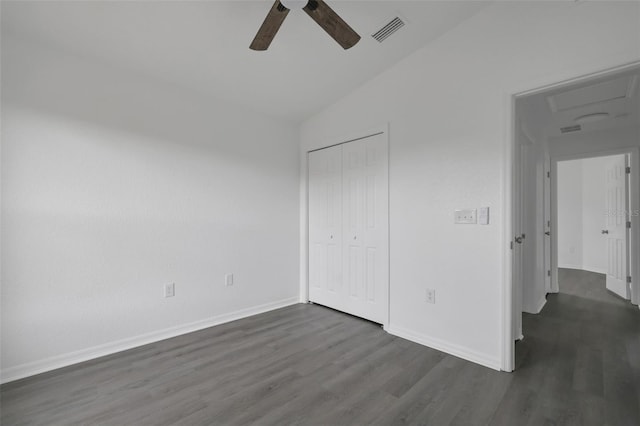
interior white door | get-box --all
[308,145,343,309]
[308,132,389,325]
[341,134,389,324]
[604,155,630,299]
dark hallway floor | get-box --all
[514,268,640,425]
[557,268,633,306]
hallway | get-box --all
[514,268,640,424]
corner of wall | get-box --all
[386,325,502,372]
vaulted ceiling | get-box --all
[1,1,489,122]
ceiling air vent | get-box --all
[371,17,405,42]
[560,124,582,134]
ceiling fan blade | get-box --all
[250,1,290,51]
[302,0,360,49]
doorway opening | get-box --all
[509,64,640,371]
[556,154,633,303]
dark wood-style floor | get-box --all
[1,269,639,425]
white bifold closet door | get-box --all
[308,133,389,324]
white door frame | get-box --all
[543,157,552,294]
[304,124,391,329]
[550,149,639,298]
[502,60,640,372]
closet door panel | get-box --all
[308,145,343,307]
[343,141,365,305]
[342,134,389,324]
[308,132,388,325]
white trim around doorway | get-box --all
[502,60,640,373]
[550,149,640,304]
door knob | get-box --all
[601,230,609,234]
[544,231,550,236]
[353,236,357,240]
[330,235,333,239]
[515,236,524,244]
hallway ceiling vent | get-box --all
[560,124,582,134]
[371,16,405,42]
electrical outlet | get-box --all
[426,288,435,304]
[225,273,234,287]
[164,282,175,298]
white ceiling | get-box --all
[0,0,489,122]
[518,67,640,142]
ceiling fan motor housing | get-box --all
[280,0,309,10]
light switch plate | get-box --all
[454,209,477,224]
[478,207,490,225]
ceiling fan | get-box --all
[250,0,361,51]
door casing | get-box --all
[504,61,640,372]
[550,150,638,299]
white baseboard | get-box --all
[558,263,583,270]
[533,295,547,314]
[0,297,299,384]
[558,264,606,275]
[386,325,501,371]
[523,294,547,314]
[581,266,607,275]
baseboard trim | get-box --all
[581,266,607,275]
[0,297,299,384]
[558,265,606,275]
[524,295,547,314]
[534,295,547,314]
[558,264,583,271]
[386,325,501,371]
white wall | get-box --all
[1,38,300,382]
[299,1,640,369]
[557,160,584,269]
[581,157,610,274]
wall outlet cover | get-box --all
[225,274,234,286]
[454,209,477,224]
[164,283,175,298]
[426,288,436,304]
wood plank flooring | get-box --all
[2,269,639,425]
[557,268,631,306]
